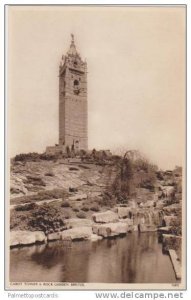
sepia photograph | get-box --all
[6,5,186,290]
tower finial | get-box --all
[67,34,78,56]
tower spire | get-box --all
[67,33,78,56]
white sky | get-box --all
[8,5,186,169]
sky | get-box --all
[7,5,186,169]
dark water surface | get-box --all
[10,232,177,283]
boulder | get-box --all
[163,204,181,214]
[47,232,61,241]
[115,207,132,219]
[92,222,128,238]
[133,225,138,231]
[158,226,172,234]
[120,218,134,231]
[141,200,156,208]
[162,186,175,197]
[10,230,46,247]
[68,193,87,201]
[90,234,103,241]
[162,234,182,253]
[65,218,93,229]
[92,210,118,223]
[157,226,172,242]
[120,218,133,226]
[60,227,92,241]
[163,215,178,226]
[156,200,166,209]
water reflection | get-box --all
[10,232,177,283]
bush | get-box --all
[44,172,54,177]
[11,188,69,206]
[69,187,78,193]
[40,153,58,161]
[90,205,100,212]
[62,210,71,219]
[81,205,89,212]
[61,201,70,208]
[25,175,46,187]
[69,167,79,171]
[76,211,86,219]
[72,206,79,212]
[28,203,65,234]
[15,202,38,212]
[14,152,41,162]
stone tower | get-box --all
[59,34,88,151]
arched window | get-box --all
[73,80,80,95]
[74,79,79,86]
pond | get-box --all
[10,232,177,283]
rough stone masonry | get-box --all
[59,34,88,151]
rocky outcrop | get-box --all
[163,204,181,215]
[90,234,103,241]
[132,209,163,231]
[46,232,61,241]
[92,211,118,223]
[10,230,46,247]
[162,234,182,253]
[65,218,93,229]
[156,200,166,209]
[92,222,129,238]
[139,200,156,208]
[163,215,178,226]
[47,227,92,241]
[60,227,92,240]
[115,207,132,219]
[158,226,172,234]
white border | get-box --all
[1,1,189,299]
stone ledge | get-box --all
[169,249,181,280]
[10,230,47,248]
[92,210,118,223]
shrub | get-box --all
[10,187,21,194]
[15,202,38,212]
[76,211,86,219]
[62,210,71,219]
[69,167,79,171]
[90,205,100,212]
[69,187,78,193]
[14,152,41,162]
[25,175,46,187]
[72,206,79,212]
[44,172,54,177]
[28,203,65,234]
[40,153,58,161]
[61,201,70,208]
[81,205,89,212]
